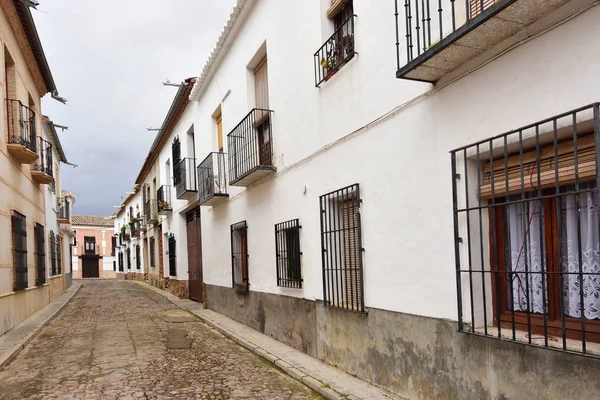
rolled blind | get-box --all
[254,59,269,110]
[479,135,596,199]
[327,0,351,19]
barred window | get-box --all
[168,234,176,276]
[49,231,57,276]
[320,184,365,312]
[149,237,156,268]
[275,219,302,288]
[231,221,249,291]
[126,248,131,270]
[118,251,124,272]
[111,236,117,256]
[136,244,141,270]
[57,235,62,275]
[451,103,600,355]
[35,223,46,286]
[12,211,28,291]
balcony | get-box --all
[31,137,54,184]
[157,185,173,214]
[174,157,198,200]
[227,108,276,187]
[6,99,38,164]
[198,152,229,206]
[144,198,158,224]
[78,244,102,258]
[57,197,71,224]
[395,0,577,82]
[314,14,356,87]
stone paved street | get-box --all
[0,281,324,400]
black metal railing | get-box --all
[175,157,197,198]
[198,152,228,204]
[144,198,158,223]
[450,103,600,356]
[157,185,172,214]
[35,223,46,286]
[227,108,274,184]
[314,15,356,87]
[57,197,70,222]
[12,211,28,290]
[33,137,53,177]
[275,219,302,289]
[80,244,101,256]
[136,244,141,270]
[320,184,365,312]
[395,0,504,70]
[6,99,36,153]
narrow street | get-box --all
[0,281,323,400]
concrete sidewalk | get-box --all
[0,282,81,370]
[135,281,403,400]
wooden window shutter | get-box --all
[469,0,496,18]
[327,0,351,20]
[217,114,223,151]
[341,199,362,310]
[479,135,596,199]
[254,59,269,110]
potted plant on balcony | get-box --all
[158,200,171,211]
[320,47,339,81]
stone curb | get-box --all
[0,283,82,370]
[133,281,400,400]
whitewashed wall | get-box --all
[173,1,600,321]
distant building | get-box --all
[71,216,116,279]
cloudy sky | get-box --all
[33,0,237,216]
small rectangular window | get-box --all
[35,223,46,286]
[320,184,364,312]
[149,237,156,268]
[275,219,302,288]
[231,221,249,291]
[12,211,28,290]
[168,234,177,276]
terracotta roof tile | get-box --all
[71,215,114,227]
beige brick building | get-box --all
[71,215,116,279]
[0,0,72,337]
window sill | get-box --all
[469,325,600,357]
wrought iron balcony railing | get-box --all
[174,157,198,200]
[395,0,571,82]
[32,137,53,182]
[314,14,356,87]
[80,244,101,256]
[57,197,71,223]
[198,152,228,206]
[157,185,173,214]
[144,198,158,224]
[227,108,275,186]
[6,99,37,162]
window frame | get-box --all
[12,211,28,291]
[49,231,57,277]
[168,234,177,277]
[275,219,302,289]
[231,221,249,292]
[34,223,46,286]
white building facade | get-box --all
[116,0,600,398]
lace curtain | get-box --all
[507,191,600,320]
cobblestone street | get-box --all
[0,281,323,400]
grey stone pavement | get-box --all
[0,280,324,400]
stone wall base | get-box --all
[165,278,188,298]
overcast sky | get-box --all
[33,0,237,216]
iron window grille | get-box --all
[314,5,356,87]
[450,103,600,356]
[168,234,177,277]
[49,231,57,276]
[6,99,36,153]
[231,221,249,292]
[227,108,275,185]
[57,235,62,275]
[118,251,124,272]
[275,219,302,288]
[136,244,141,270]
[175,157,198,198]
[198,151,228,204]
[157,185,172,214]
[33,137,53,177]
[49,180,56,194]
[320,184,365,312]
[111,236,117,256]
[149,237,156,268]
[57,197,70,222]
[12,211,28,291]
[127,248,131,270]
[35,223,45,286]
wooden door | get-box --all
[82,259,99,278]
[187,207,204,302]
